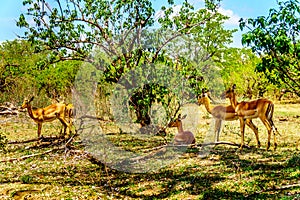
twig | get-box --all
[141,141,252,153]
[0,147,63,163]
[198,141,252,149]
[78,115,112,121]
[142,144,168,153]
[1,135,76,163]
[8,138,39,144]
[277,183,300,190]
[8,136,62,144]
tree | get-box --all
[240,0,300,96]
[164,11,237,96]
[0,40,79,103]
[17,0,225,125]
[219,48,275,98]
[0,40,43,102]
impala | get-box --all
[21,97,72,139]
[224,84,280,150]
[198,90,259,144]
[168,114,196,145]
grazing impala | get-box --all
[224,84,280,150]
[168,114,196,145]
[21,97,72,139]
[198,89,259,144]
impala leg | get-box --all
[215,119,222,142]
[58,117,71,138]
[269,119,278,150]
[245,119,260,148]
[37,123,42,139]
[261,118,272,150]
[239,117,246,150]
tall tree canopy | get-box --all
[240,0,300,96]
[17,0,221,81]
[17,0,236,126]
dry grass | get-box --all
[0,103,299,199]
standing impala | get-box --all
[224,84,280,150]
[168,114,196,145]
[198,89,259,144]
[21,97,72,139]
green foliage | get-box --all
[0,40,39,91]
[35,61,80,98]
[240,0,300,96]
[0,40,80,103]
[218,48,276,98]
[112,61,192,125]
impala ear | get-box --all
[177,114,181,120]
[232,84,236,90]
[202,88,209,96]
[29,96,34,103]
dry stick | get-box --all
[8,138,39,144]
[129,141,252,163]
[8,136,62,144]
[1,135,75,163]
[277,183,300,190]
[0,148,61,163]
[200,141,252,149]
[142,141,252,153]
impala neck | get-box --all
[229,93,238,109]
[203,96,213,114]
[26,104,38,120]
[177,121,184,133]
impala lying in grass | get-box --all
[223,84,280,150]
[21,97,72,139]
[168,114,196,145]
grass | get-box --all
[0,103,299,199]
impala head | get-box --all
[198,88,210,105]
[21,96,34,109]
[222,84,236,99]
[168,114,187,127]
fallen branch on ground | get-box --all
[8,135,66,144]
[0,105,19,115]
[0,147,63,163]
[142,141,252,153]
[1,135,75,163]
[7,134,76,144]
[199,141,252,149]
[0,110,19,115]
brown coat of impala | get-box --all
[198,91,259,144]
[21,97,72,139]
[168,114,196,145]
[224,85,280,150]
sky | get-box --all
[0,0,279,47]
